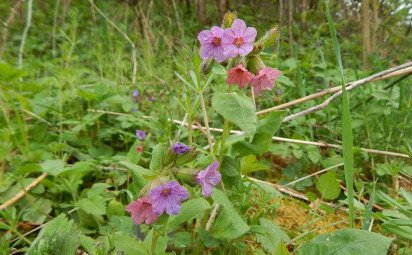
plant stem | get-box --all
[219,86,233,162]
[151,229,159,254]
[199,92,214,155]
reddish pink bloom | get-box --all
[250,68,282,95]
[226,64,253,88]
[136,145,144,153]
[126,197,158,224]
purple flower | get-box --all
[196,161,221,197]
[135,130,146,140]
[222,19,257,58]
[148,181,189,215]
[148,96,156,102]
[198,26,226,62]
[250,67,282,95]
[132,90,139,97]
[126,197,158,224]
[172,143,190,154]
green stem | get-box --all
[219,86,233,162]
[151,229,159,254]
[187,111,193,146]
[199,92,214,155]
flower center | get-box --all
[211,37,221,47]
[161,188,171,196]
[233,37,244,48]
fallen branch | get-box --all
[256,62,412,116]
[282,63,412,122]
[87,109,410,159]
[0,173,48,210]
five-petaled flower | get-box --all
[196,161,221,197]
[172,143,190,155]
[222,19,257,58]
[198,26,226,62]
[149,181,190,215]
[250,67,282,95]
[226,64,253,88]
[136,130,146,140]
[126,197,158,224]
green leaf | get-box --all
[275,242,291,255]
[113,233,149,255]
[22,198,52,224]
[167,198,211,231]
[143,229,168,254]
[41,159,66,176]
[126,139,142,163]
[241,155,269,174]
[150,144,167,172]
[210,189,250,240]
[107,200,125,218]
[27,214,81,255]
[297,229,393,255]
[212,91,257,139]
[220,156,241,188]
[315,171,341,200]
[325,1,355,227]
[231,110,286,157]
[252,218,290,254]
[77,196,107,216]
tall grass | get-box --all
[324,1,355,227]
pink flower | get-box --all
[250,68,282,95]
[226,64,253,88]
[149,181,189,215]
[126,197,158,224]
[222,19,257,58]
[198,26,226,62]
[196,161,221,197]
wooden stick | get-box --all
[0,173,48,210]
[17,0,33,69]
[282,63,412,122]
[256,62,412,116]
[87,109,410,159]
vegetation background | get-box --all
[0,0,411,254]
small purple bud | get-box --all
[172,143,190,154]
[276,88,282,96]
[135,130,146,140]
[148,96,156,102]
[132,90,140,97]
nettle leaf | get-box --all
[297,229,393,255]
[252,218,290,254]
[315,171,341,200]
[127,139,142,164]
[220,156,241,188]
[210,189,250,240]
[22,198,52,224]
[167,198,211,231]
[41,159,66,176]
[212,91,257,139]
[241,155,269,174]
[77,196,107,216]
[230,110,286,157]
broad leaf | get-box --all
[167,198,211,231]
[210,189,250,240]
[252,218,290,254]
[77,196,106,216]
[297,229,393,255]
[212,91,257,139]
[220,156,241,188]
[241,155,269,174]
[114,233,149,255]
[316,171,340,200]
[41,159,66,176]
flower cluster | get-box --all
[198,18,282,95]
[126,144,221,225]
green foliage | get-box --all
[297,229,393,255]
[252,218,291,254]
[210,189,250,240]
[315,171,341,200]
[212,91,257,139]
[167,198,211,231]
[27,214,81,255]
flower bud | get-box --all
[175,148,199,166]
[246,55,266,74]
[256,26,280,49]
[175,168,200,186]
[221,11,238,29]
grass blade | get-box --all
[324,1,355,227]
